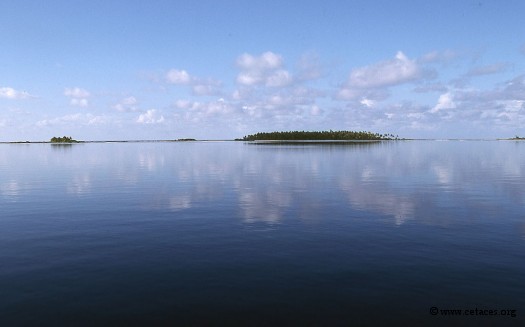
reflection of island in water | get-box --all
[51,143,74,149]
[245,140,383,146]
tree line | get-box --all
[238,130,399,141]
[50,136,79,143]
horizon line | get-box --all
[1,138,524,144]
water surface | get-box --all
[1,141,524,326]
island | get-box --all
[237,130,398,141]
[498,136,525,141]
[50,136,80,143]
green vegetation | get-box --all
[176,138,196,141]
[50,136,80,143]
[512,135,525,140]
[239,130,398,141]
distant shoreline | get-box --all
[0,139,206,144]
[1,138,524,144]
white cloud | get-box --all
[236,51,292,87]
[136,109,165,124]
[64,87,90,98]
[87,115,108,125]
[431,93,456,113]
[64,87,90,107]
[236,72,260,86]
[360,98,375,108]
[0,87,31,99]
[337,52,426,102]
[113,96,139,112]
[23,50,524,139]
[266,70,292,87]
[165,69,222,96]
[176,99,237,119]
[70,98,89,107]
[166,69,192,84]
[36,113,108,127]
[237,51,282,70]
[348,51,421,88]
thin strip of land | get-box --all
[237,130,399,141]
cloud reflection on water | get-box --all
[1,141,524,228]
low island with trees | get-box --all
[237,130,399,141]
[50,136,80,143]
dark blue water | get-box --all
[1,141,524,326]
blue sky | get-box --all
[1,0,525,141]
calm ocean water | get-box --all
[1,141,524,326]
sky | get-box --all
[1,0,525,141]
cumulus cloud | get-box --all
[71,50,521,138]
[0,87,32,99]
[174,98,236,118]
[64,87,90,107]
[237,51,282,70]
[136,109,165,124]
[165,69,222,96]
[265,70,292,87]
[113,96,139,112]
[414,74,525,132]
[236,51,293,87]
[348,52,421,88]
[337,52,427,102]
[431,93,456,113]
[166,69,192,84]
